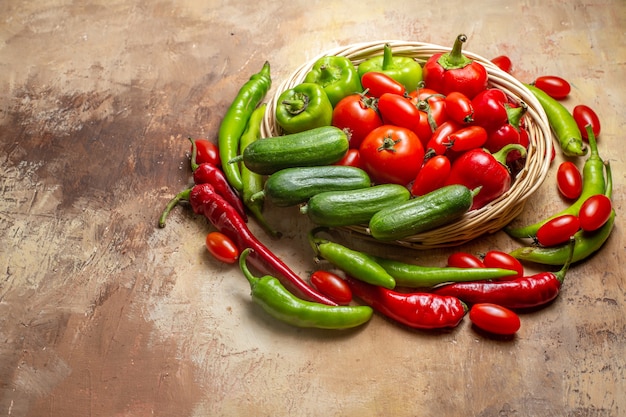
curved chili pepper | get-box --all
[159,183,338,306]
[308,228,396,289]
[343,275,467,330]
[506,126,606,238]
[433,238,575,309]
[238,249,372,329]
[422,34,488,99]
[218,61,272,192]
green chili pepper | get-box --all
[218,61,272,192]
[506,125,605,238]
[525,83,587,157]
[239,104,281,238]
[509,160,614,265]
[238,248,373,329]
[357,43,423,93]
[309,228,396,289]
[371,257,517,288]
[303,56,362,107]
[275,82,333,134]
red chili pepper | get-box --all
[433,239,575,309]
[444,143,526,210]
[343,275,467,329]
[160,183,338,306]
[422,34,488,99]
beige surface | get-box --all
[1,1,624,416]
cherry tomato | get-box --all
[334,148,363,169]
[310,270,353,305]
[578,194,612,232]
[556,161,583,200]
[444,91,474,125]
[536,215,581,247]
[491,55,512,73]
[361,71,406,97]
[447,125,488,152]
[470,303,521,336]
[534,75,571,100]
[447,252,485,268]
[411,155,451,196]
[425,120,461,156]
[205,231,239,264]
[572,105,601,141]
[409,88,448,146]
[359,125,424,185]
[193,139,220,166]
[332,94,383,149]
[482,250,524,280]
[377,93,420,131]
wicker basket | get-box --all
[261,40,552,249]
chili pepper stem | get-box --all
[239,248,259,288]
[554,237,576,283]
[158,187,192,228]
[188,137,200,171]
[308,227,329,257]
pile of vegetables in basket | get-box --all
[159,34,613,337]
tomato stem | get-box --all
[377,135,400,153]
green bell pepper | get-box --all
[303,56,362,107]
[276,82,333,134]
[358,43,423,93]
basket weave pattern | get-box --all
[261,41,552,248]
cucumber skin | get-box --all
[368,184,473,241]
[303,184,411,227]
[263,166,371,207]
[242,126,349,175]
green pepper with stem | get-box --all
[239,103,281,238]
[309,228,396,289]
[509,160,614,265]
[239,248,373,329]
[218,61,272,192]
[358,43,423,93]
[506,125,605,238]
[275,82,333,134]
[303,56,362,107]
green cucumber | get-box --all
[234,126,349,175]
[253,166,371,207]
[368,184,474,241]
[301,184,411,227]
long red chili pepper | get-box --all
[186,183,337,306]
[343,275,467,329]
[192,163,247,220]
[432,238,575,309]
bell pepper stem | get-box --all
[438,34,473,69]
[382,43,394,70]
[506,101,528,129]
[281,95,310,115]
[493,143,527,166]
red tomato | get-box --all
[377,93,421,131]
[410,155,451,196]
[536,215,581,247]
[572,105,601,141]
[426,120,462,156]
[491,55,512,73]
[470,303,521,336]
[444,91,474,125]
[193,139,220,166]
[310,270,353,305]
[556,161,583,200]
[534,76,571,100]
[205,231,239,264]
[578,194,612,232]
[447,125,488,152]
[482,250,524,280]
[409,88,448,146]
[359,125,424,185]
[332,94,383,149]
[334,148,363,169]
[447,252,485,268]
[361,72,406,97]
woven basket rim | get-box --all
[261,40,553,249]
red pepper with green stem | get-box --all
[343,275,467,330]
[422,34,488,99]
[159,183,338,306]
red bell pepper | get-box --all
[484,101,528,156]
[471,88,510,131]
[423,34,488,99]
[444,143,526,210]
